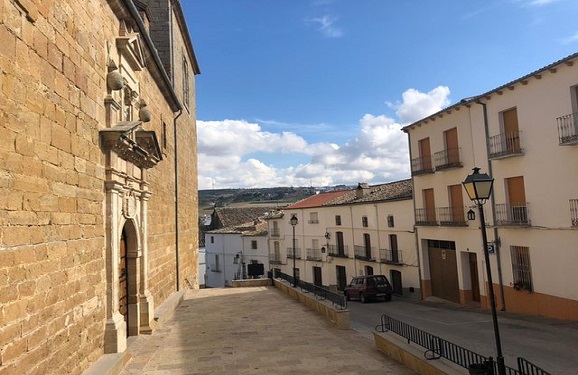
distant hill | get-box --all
[199,186,316,210]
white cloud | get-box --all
[197,87,452,189]
[307,14,343,38]
[562,32,578,45]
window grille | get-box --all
[510,246,532,291]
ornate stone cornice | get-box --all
[100,121,162,169]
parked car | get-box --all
[344,275,393,303]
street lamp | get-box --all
[290,214,298,287]
[463,167,505,375]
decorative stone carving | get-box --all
[138,99,152,122]
[122,190,137,218]
[100,121,163,169]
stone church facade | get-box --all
[0,0,199,374]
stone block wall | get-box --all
[0,0,199,374]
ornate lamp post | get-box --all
[463,167,505,375]
[290,214,298,287]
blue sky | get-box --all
[182,0,578,189]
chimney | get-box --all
[356,183,369,198]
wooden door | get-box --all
[119,230,128,328]
[469,253,480,302]
[419,138,432,171]
[444,128,459,164]
[449,184,464,222]
[390,270,403,295]
[363,233,371,259]
[503,108,520,152]
[424,188,436,223]
[507,176,527,222]
[389,234,399,263]
[336,231,345,256]
[336,265,347,291]
[428,241,460,303]
[313,266,322,286]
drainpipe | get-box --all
[174,109,183,291]
[405,130,424,300]
[476,99,506,311]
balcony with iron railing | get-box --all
[379,249,403,265]
[488,131,523,159]
[327,244,349,258]
[410,155,434,175]
[306,248,322,261]
[415,208,438,226]
[286,247,302,259]
[495,203,530,226]
[270,228,281,237]
[353,245,376,262]
[437,206,467,226]
[557,112,578,145]
[307,219,320,224]
[434,148,462,170]
[269,253,285,264]
[570,199,578,227]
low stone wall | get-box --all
[231,278,272,287]
[373,331,463,375]
[272,279,350,330]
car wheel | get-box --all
[384,294,392,302]
[360,293,367,303]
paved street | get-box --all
[120,287,414,375]
[348,296,578,375]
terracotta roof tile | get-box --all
[286,190,351,209]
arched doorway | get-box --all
[119,229,129,335]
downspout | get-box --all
[174,109,183,291]
[405,130,423,300]
[476,99,506,311]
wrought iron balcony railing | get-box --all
[557,112,578,145]
[488,131,523,159]
[379,249,403,264]
[411,155,434,175]
[286,247,302,259]
[415,208,438,226]
[269,253,285,264]
[570,199,578,227]
[495,203,530,226]
[307,219,319,224]
[269,228,280,237]
[354,245,376,262]
[434,148,462,170]
[437,206,467,226]
[327,244,349,258]
[306,248,322,261]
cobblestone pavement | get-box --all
[120,287,415,375]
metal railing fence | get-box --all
[375,313,550,375]
[274,271,347,310]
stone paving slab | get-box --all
[120,287,415,375]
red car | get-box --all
[344,275,393,303]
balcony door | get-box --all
[389,234,399,263]
[444,127,459,164]
[503,108,520,152]
[364,233,372,259]
[424,188,436,223]
[336,231,345,256]
[449,184,464,222]
[419,137,432,170]
[507,176,527,222]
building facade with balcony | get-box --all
[266,181,421,298]
[403,52,578,320]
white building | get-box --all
[267,181,421,298]
[402,52,578,320]
[205,219,269,287]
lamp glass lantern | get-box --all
[290,215,298,226]
[462,167,494,205]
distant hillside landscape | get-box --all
[198,186,316,215]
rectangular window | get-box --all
[335,215,342,226]
[510,246,532,291]
[387,215,394,228]
[362,216,368,227]
[210,236,214,244]
[251,240,257,249]
[182,56,190,108]
[309,212,319,224]
[212,254,220,272]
